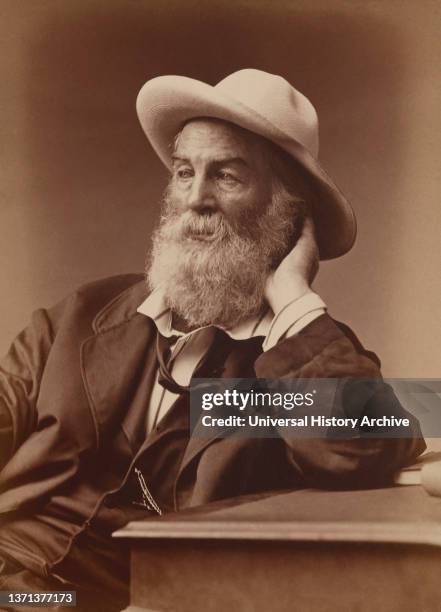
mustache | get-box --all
[159,209,236,242]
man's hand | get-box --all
[265,217,319,314]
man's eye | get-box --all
[217,171,239,184]
[176,168,193,179]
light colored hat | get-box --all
[136,68,356,260]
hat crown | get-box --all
[215,69,319,157]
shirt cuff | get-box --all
[262,291,327,351]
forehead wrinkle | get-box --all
[174,118,269,172]
[172,154,251,170]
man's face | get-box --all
[147,119,301,330]
[170,119,272,234]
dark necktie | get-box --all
[156,332,188,394]
[155,328,236,395]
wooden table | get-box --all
[114,485,441,612]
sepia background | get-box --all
[0,0,440,378]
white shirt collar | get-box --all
[137,286,272,341]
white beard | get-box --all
[147,183,303,329]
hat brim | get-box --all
[136,75,356,260]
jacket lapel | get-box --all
[80,281,157,452]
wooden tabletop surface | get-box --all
[114,485,441,547]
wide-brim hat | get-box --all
[136,68,356,260]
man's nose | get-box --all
[186,175,217,213]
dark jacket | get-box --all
[0,274,424,522]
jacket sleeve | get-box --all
[0,308,55,470]
[254,313,426,489]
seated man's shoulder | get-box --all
[47,273,147,332]
[72,273,145,306]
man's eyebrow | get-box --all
[171,155,189,165]
[214,156,250,168]
[171,155,251,168]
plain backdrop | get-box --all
[0,0,440,378]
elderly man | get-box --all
[0,70,424,610]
